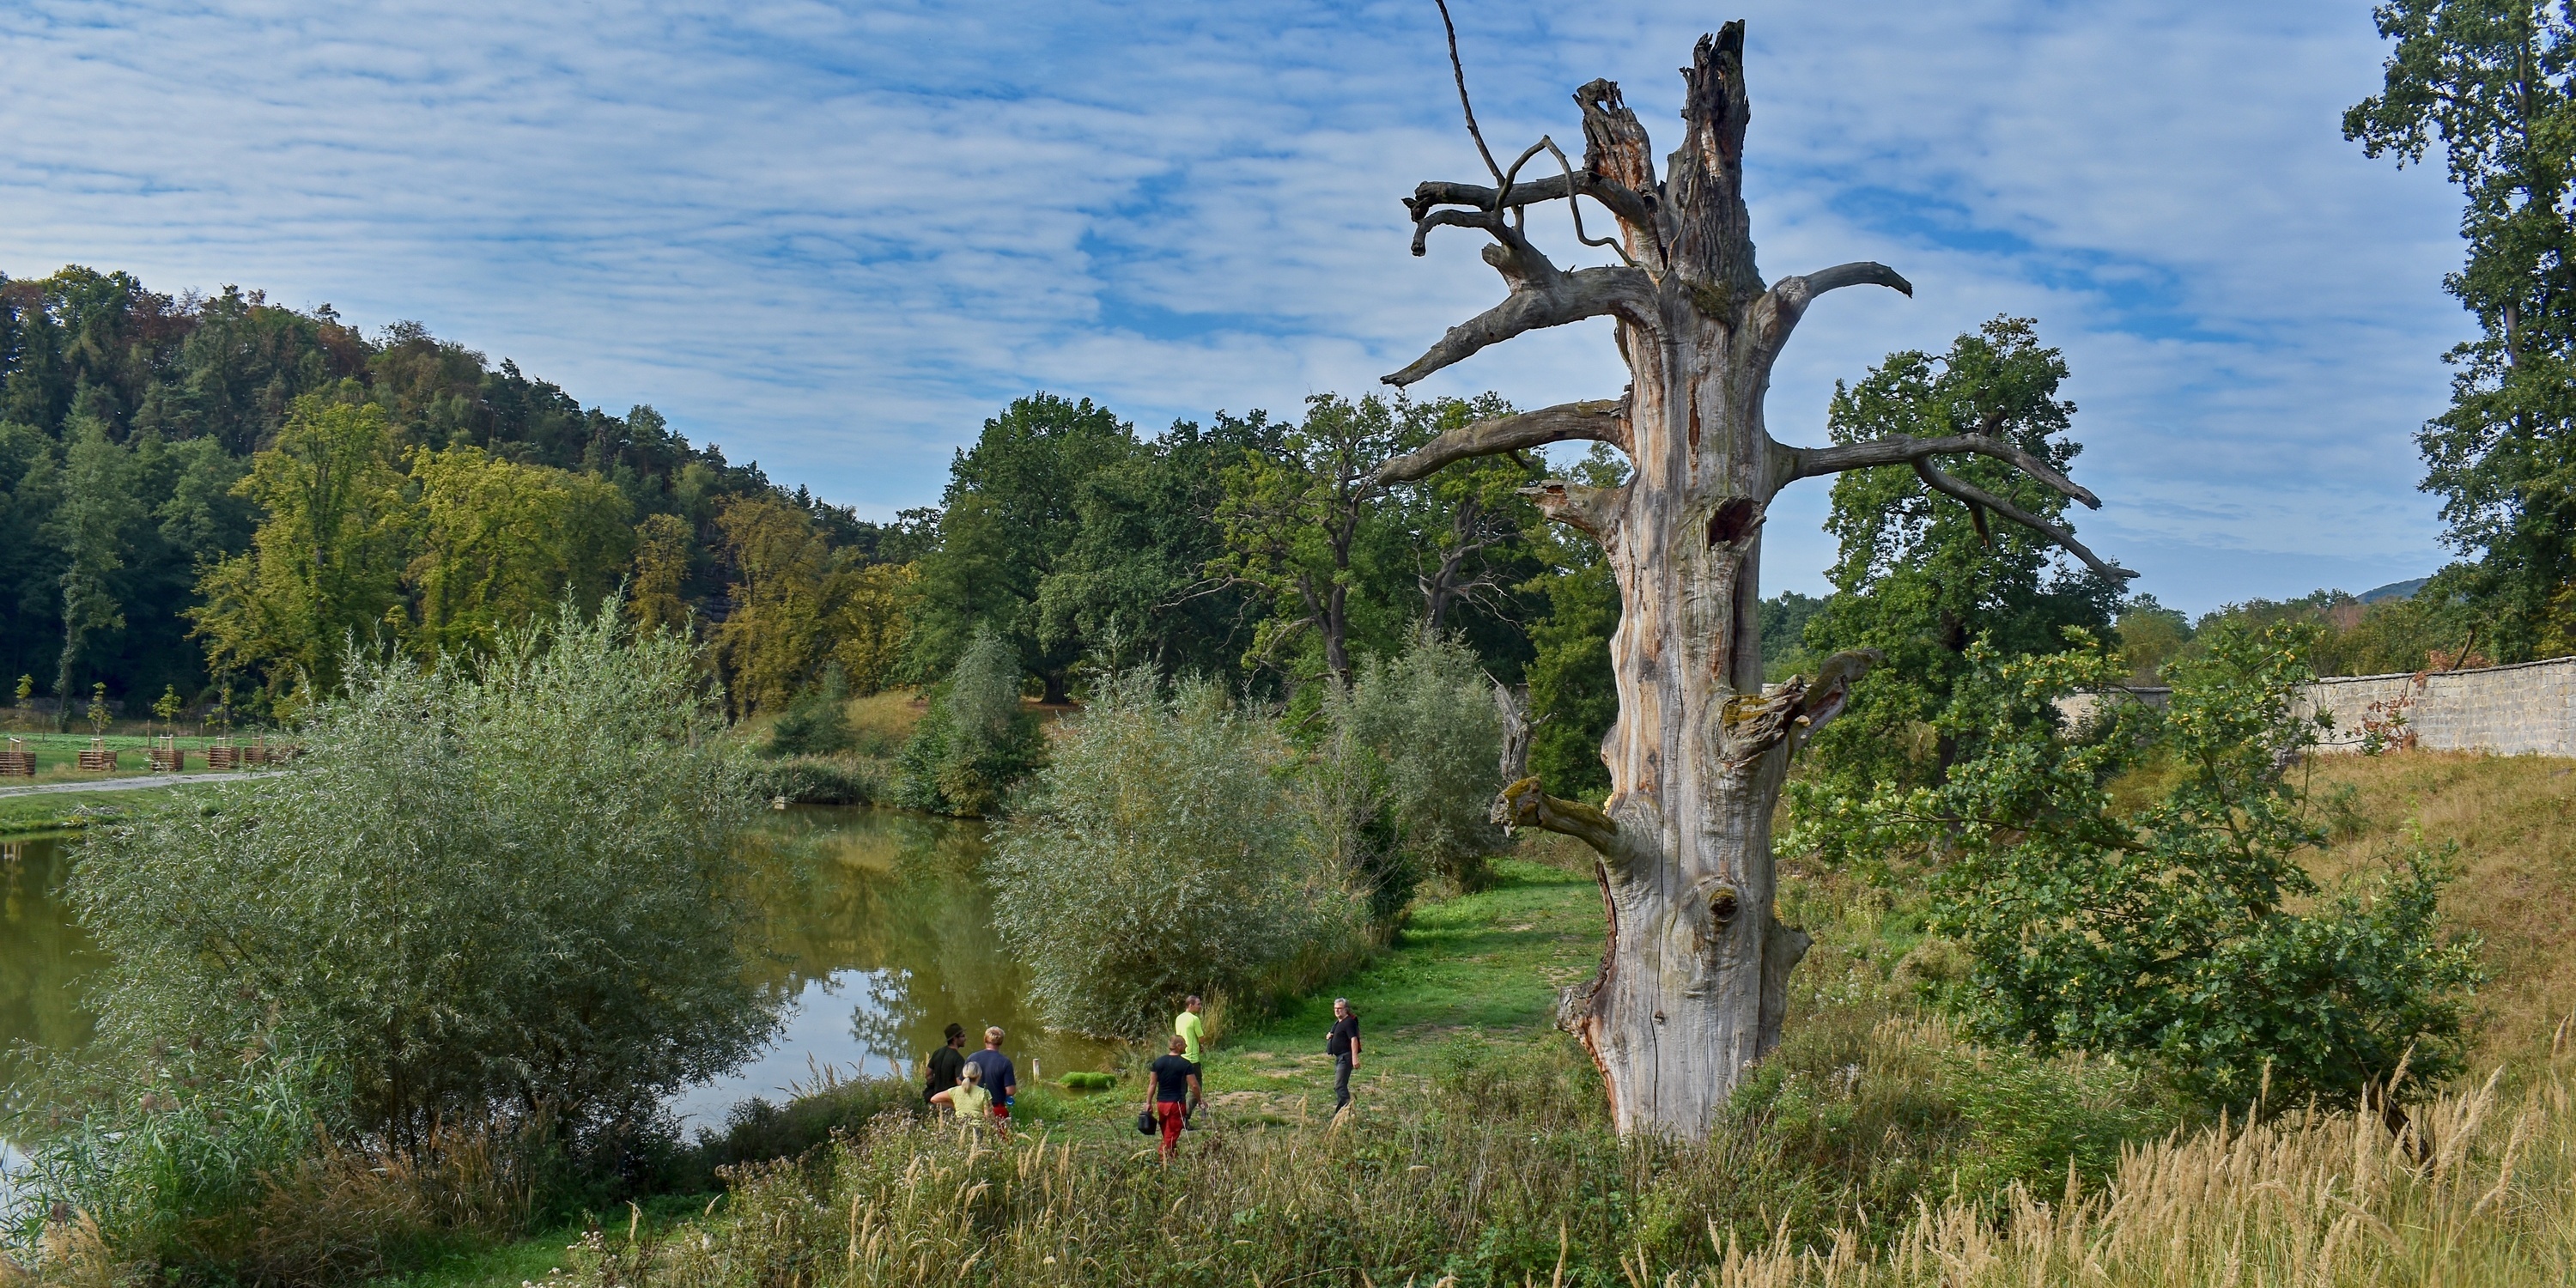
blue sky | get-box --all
[2,1,2470,613]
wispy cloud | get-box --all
[0,0,2468,611]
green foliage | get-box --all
[688,1070,921,1179]
[895,626,1045,816]
[0,266,913,720]
[1801,623,2484,1108]
[1298,676,1411,921]
[1293,633,1509,916]
[762,665,854,758]
[2112,592,2193,683]
[1346,634,1506,890]
[2188,586,2474,677]
[84,681,108,735]
[1035,413,1280,681]
[2349,2,2576,660]
[1519,442,1627,802]
[1383,393,1546,672]
[1759,590,1828,683]
[188,393,411,703]
[990,665,1364,1037]
[1801,317,2119,793]
[67,598,781,1145]
[1212,393,1422,683]
[909,394,1138,701]
[7,1039,350,1274]
[1058,1070,1117,1090]
[46,417,148,727]
[405,443,635,656]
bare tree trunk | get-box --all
[1492,678,1533,781]
[1380,20,2129,1137]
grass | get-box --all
[0,727,281,784]
[0,776,262,835]
[0,790,154,835]
[2303,752,2576,1066]
[53,749,2573,1286]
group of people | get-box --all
[918,993,1366,1163]
[922,1023,1018,1135]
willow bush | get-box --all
[15,598,783,1279]
[989,665,1364,1037]
[1346,634,1507,891]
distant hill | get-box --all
[2358,576,2430,604]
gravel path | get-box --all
[0,771,284,799]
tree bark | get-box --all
[1390,21,2126,1138]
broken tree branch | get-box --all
[1520,477,1625,540]
[1909,459,2136,583]
[1771,432,2099,508]
[1406,173,1657,249]
[1382,264,1656,386]
[1374,398,1629,484]
[1492,775,1621,858]
[1434,0,1505,185]
[1751,261,1912,361]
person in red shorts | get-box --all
[1144,1036,1201,1161]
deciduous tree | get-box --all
[1795,318,2118,793]
[2348,0,2576,659]
[188,395,408,705]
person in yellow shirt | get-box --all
[928,1061,992,1133]
[1175,994,1208,1129]
[1176,995,1206,1064]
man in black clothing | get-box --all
[923,1023,967,1112]
[1145,1036,1201,1160]
[1326,997,1361,1113]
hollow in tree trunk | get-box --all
[1374,19,2133,1137]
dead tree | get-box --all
[1376,15,2133,1138]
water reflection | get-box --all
[683,807,1118,1125]
[0,809,1120,1139]
[0,836,95,1091]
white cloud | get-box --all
[0,0,2471,611]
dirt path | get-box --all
[0,771,283,799]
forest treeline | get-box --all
[0,266,1630,788]
[0,267,2550,787]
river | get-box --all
[0,806,1116,1165]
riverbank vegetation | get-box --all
[400,740,2572,1287]
[5,602,783,1282]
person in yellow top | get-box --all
[1176,995,1207,1064]
[927,1061,992,1131]
[1175,994,1208,1129]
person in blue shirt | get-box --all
[964,1026,1018,1137]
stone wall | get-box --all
[2296,656,2576,756]
[2050,656,2576,756]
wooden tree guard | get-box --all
[207,737,240,770]
[0,738,33,778]
[78,738,117,772]
[243,736,270,765]
[147,736,186,773]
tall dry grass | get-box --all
[1699,1018,2576,1287]
[2302,752,2576,1067]
[566,1020,2576,1288]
